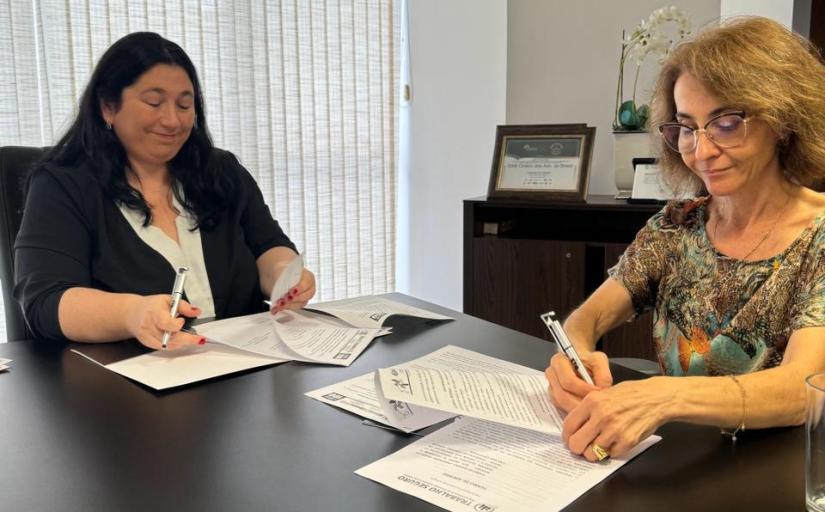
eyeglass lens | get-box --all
[661,114,747,153]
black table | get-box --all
[0,294,805,511]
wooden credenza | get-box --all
[463,196,662,360]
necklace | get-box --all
[712,193,792,261]
[710,194,791,338]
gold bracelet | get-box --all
[721,374,747,442]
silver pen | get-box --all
[540,311,595,386]
[161,266,188,350]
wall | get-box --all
[505,0,721,196]
[400,0,507,309]
[400,0,810,311]
[720,0,811,36]
[721,0,793,26]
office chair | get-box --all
[0,146,45,341]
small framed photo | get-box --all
[487,124,596,202]
[628,157,692,203]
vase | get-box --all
[613,131,653,198]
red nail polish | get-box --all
[198,337,206,345]
[291,288,299,295]
[278,299,286,307]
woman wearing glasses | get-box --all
[546,17,825,462]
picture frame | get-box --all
[487,124,596,202]
[628,158,665,204]
[629,157,692,203]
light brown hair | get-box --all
[650,16,825,193]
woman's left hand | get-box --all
[562,377,673,461]
[270,268,316,313]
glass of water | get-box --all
[807,372,825,512]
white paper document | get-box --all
[356,416,661,512]
[196,310,381,366]
[307,371,395,426]
[377,367,562,434]
[308,295,453,329]
[269,253,304,305]
[306,345,551,433]
[71,309,382,390]
[71,344,284,390]
[0,357,11,371]
[70,295,445,390]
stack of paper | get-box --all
[306,345,545,433]
[375,366,562,434]
[356,417,660,512]
[194,294,452,367]
[196,309,386,366]
[73,296,453,390]
[308,295,453,328]
[308,346,662,511]
[0,357,10,372]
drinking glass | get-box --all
[807,372,825,512]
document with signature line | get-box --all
[306,345,532,433]
[356,416,660,512]
[72,296,449,390]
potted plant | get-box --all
[613,6,691,131]
[613,6,690,196]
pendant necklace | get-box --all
[711,194,791,316]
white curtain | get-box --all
[0,0,400,341]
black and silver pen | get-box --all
[540,311,595,385]
[161,266,188,350]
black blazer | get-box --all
[13,149,296,341]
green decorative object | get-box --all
[613,6,691,132]
[618,101,640,130]
[636,104,650,129]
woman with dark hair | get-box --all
[13,32,315,349]
[546,17,825,461]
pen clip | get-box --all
[540,311,565,346]
[540,310,595,386]
[172,266,189,295]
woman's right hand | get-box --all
[126,295,204,350]
[545,350,613,413]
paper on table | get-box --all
[306,345,545,432]
[307,372,397,424]
[377,367,562,434]
[356,416,661,512]
[269,253,304,306]
[68,306,386,389]
[270,310,381,365]
[308,295,453,329]
[0,357,11,372]
[71,344,284,391]
[196,310,382,366]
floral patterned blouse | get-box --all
[608,197,825,376]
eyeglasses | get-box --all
[658,111,749,154]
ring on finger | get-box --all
[591,443,610,461]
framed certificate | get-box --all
[487,124,596,202]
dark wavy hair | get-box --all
[34,31,232,230]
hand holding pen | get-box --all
[542,311,613,414]
[161,267,189,349]
[125,292,204,351]
[541,311,594,385]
